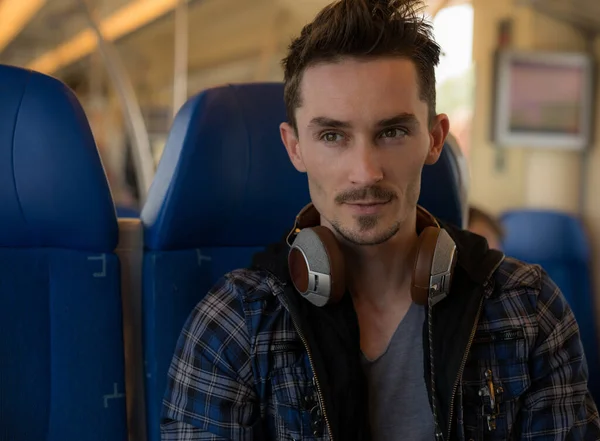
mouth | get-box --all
[345,199,391,206]
[345,200,391,214]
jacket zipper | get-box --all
[445,294,484,441]
[278,294,334,441]
[444,257,503,441]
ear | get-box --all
[425,114,450,165]
[280,122,307,172]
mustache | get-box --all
[335,186,397,204]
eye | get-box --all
[380,127,408,139]
[320,132,344,143]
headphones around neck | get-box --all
[286,204,458,308]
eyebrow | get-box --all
[307,113,420,130]
[307,116,351,129]
[376,113,420,128]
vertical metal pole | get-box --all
[89,50,103,101]
[173,0,188,118]
[79,0,155,204]
[578,32,597,216]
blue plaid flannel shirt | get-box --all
[161,257,600,440]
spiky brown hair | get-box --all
[282,0,441,132]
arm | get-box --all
[161,275,261,441]
[519,268,600,440]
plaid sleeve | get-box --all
[160,274,261,440]
[519,267,600,440]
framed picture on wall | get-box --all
[492,50,594,150]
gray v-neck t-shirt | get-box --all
[360,302,435,440]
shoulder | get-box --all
[224,267,287,300]
[493,256,544,292]
[485,257,576,342]
[491,256,564,313]
[202,266,282,304]
[177,268,285,356]
[186,267,284,329]
[488,256,544,311]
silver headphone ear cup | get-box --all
[288,226,346,307]
[288,228,333,307]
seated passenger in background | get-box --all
[468,205,505,250]
[161,0,600,440]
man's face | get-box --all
[281,57,449,246]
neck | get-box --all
[342,211,419,309]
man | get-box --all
[161,0,600,439]
[468,205,505,250]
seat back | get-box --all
[140,82,468,440]
[140,83,308,440]
[501,209,600,402]
[0,65,127,440]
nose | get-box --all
[348,143,383,186]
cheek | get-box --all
[306,177,331,219]
[303,156,330,200]
[307,172,337,203]
[303,147,345,189]
[306,173,324,192]
[385,148,426,184]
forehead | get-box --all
[297,57,424,122]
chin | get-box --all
[333,218,400,246]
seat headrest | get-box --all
[418,134,467,229]
[142,82,466,250]
[0,65,117,251]
[500,210,589,261]
[142,83,311,250]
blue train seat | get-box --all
[140,83,308,440]
[0,65,127,440]
[420,132,468,229]
[501,209,600,402]
[140,82,468,440]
